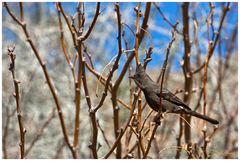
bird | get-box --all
[129,64,219,125]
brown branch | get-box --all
[110,3,124,158]
[175,117,184,158]
[133,4,145,157]
[133,2,141,65]
[181,2,193,158]
[82,43,94,69]
[104,91,141,158]
[7,45,26,159]
[137,96,145,157]
[56,4,76,83]
[19,2,24,22]
[103,128,124,159]
[4,3,77,158]
[202,126,218,158]
[209,2,215,41]
[193,88,204,111]
[78,2,100,41]
[72,34,82,159]
[3,3,22,25]
[82,60,98,158]
[138,2,151,45]
[56,7,79,145]
[58,2,77,47]
[113,2,151,92]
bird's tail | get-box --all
[184,110,219,125]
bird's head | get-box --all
[129,64,147,89]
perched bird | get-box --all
[130,64,219,124]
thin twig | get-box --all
[153,2,182,35]
[78,2,100,41]
[82,60,98,158]
[7,45,26,159]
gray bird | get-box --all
[130,64,219,125]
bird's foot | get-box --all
[153,112,165,125]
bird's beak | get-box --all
[129,76,134,79]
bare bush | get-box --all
[2,2,237,159]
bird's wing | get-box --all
[156,88,192,111]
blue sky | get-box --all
[3,2,238,72]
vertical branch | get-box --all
[137,96,145,158]
[82,60,98,158]
[175,118,184,158]
[7,45,26,159]
[58,3,77,47]
[138,2,151,45]
[73,39,82,153]
[19,2,24,22]
[202,43,211,158]
[134,3,143,157]
[111,3,123,158]
[180,2,193,158]
[133,2,141,65]
[56,4,76,83]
